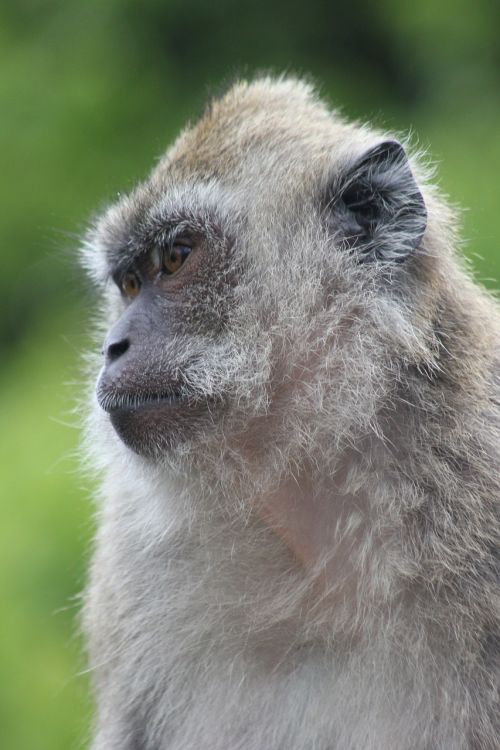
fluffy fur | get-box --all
[82,77,500,749]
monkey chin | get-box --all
[105,398,215,459]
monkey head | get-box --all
[84,78,431,471]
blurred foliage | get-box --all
[0,1,499,748]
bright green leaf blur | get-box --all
[1,1,499,747]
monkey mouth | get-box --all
[97,382,218,457]
[99,386,198,455]
[97,388,188,414]
[95,370,223,456]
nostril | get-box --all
[106,338,130,363]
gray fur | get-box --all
[82,77,500,749]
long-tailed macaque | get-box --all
[82,77,500,749]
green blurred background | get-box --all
[1,1,499,747]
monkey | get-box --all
[81,77,500,750]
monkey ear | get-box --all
[331,140,427,263]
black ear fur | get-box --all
[331,140,427,262]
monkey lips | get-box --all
[96,380,215,456]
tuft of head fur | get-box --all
[82,77,500,750]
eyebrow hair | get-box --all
[86,178,238,285]
[106,225,178,281]
[103,210,189,271]
[105,210,231,283]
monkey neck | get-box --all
[256,448,384,600]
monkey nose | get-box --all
[103,336,130,364]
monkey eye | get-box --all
[121,272,141,299]
[161,243,192,276]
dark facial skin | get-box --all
[97,221,234,457]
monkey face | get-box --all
[93,197,247,458]
[87,79,428,464]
